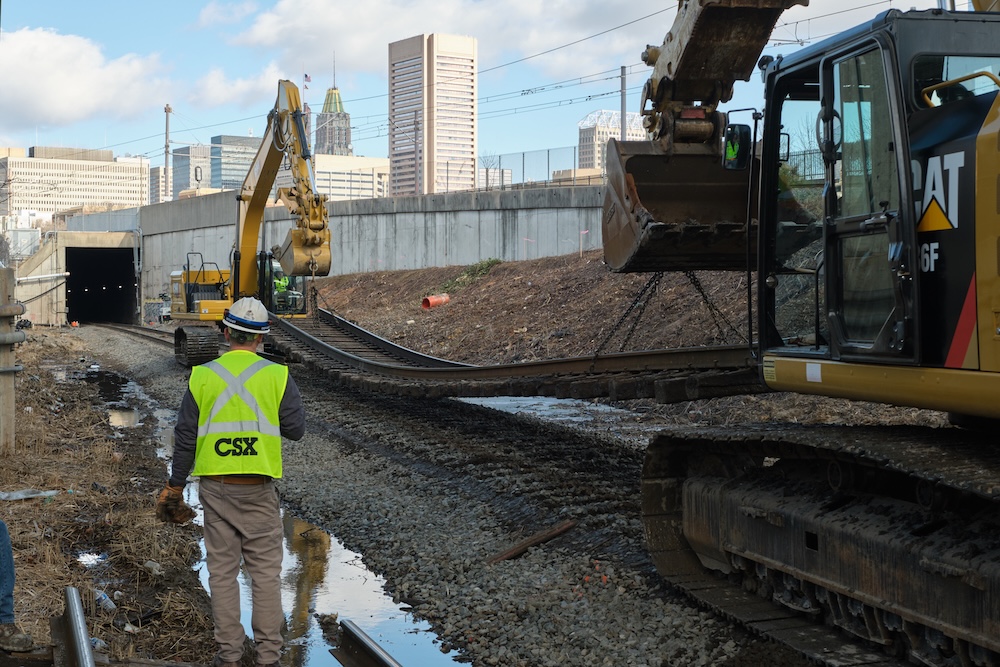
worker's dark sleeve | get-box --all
[169,388,200,488]
[279,374,306,441]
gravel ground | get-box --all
[74,325,815,667]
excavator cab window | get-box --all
[767,72,827,348]
[914,54,1000,108]
[723,124,752,170]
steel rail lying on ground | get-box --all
[273,309,757,381]
[331,620,404,667]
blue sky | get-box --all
[0,0,943,168]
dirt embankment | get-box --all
[313,250,753,365]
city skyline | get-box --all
[0,0,944,170]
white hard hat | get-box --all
[224,297,270,334]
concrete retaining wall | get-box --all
[21,186,606,322]
[137,186,604,302]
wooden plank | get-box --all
[485,520,577,564]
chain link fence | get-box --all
[475,146,604,191]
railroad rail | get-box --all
[331,620,403,667]
[267,308,762,403]
[92,324,175,348]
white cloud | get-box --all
[196,1,259,28]
[189,62,288,108]
[0,28,171,134]
[231,0,656,82]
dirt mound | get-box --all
[313,250,752,365]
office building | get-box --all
[0,147,150,218]
[577,111,645,171]
[211,135,262,190]
[388,33,477,195]
[149,165,171,204]
[315,88,353,156]
[276,154,389,201]
[172,144,212,198]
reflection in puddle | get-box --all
[48,359,147,428]
[181,487,463,666]
[109,408,139,428]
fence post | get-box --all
[0,268,26,456]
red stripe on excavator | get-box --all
[945,274,977,368]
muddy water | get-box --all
[68,363,466,666]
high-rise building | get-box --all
[0,147,149,218]
[577,111,646,171]
[276,154,389,201]
[172,144,212,198]
[314,88,353,156]
[149,166,171,204]
[388,33,477,195]
[211,135,262,190]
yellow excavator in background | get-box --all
[604,0,1000,664]
[170,80,331,365]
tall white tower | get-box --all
[388,34,477,195]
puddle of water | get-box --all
[109,408,139,428]
[154,412,462,664]
[458,395,618,423]
[48,360,146,427]
[180,486,463,666]
[458,395,662,447]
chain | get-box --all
[684,270,746,342]
[594,272,663,355]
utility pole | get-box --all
[0,268,26,456]
[164,104,172,201]
[620,67,627,141]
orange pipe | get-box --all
[421,294,450,309]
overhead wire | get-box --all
[4,1,921,164]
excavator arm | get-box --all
[603,0,806,273]
[234,79,331,301]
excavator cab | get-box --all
[258,253,306,317]
[723,124,752,171]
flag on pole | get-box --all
[304,74,312,82]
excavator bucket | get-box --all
[602,138,756,273]
[278,227,332,278]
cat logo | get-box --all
[914,151,965,232]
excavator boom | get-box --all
[235,79,331,300]
[172,79,331,366]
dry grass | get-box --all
[4,331,214,663]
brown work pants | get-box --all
[199,478,284,665]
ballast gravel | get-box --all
[73,326,814,667]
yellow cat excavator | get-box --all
[170,80,331,365]
[604,1,1000,664]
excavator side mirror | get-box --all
[723,124,752,171]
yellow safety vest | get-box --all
[190,350,288,478]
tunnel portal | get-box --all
[65,247,137,324]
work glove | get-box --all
[155,484,196,524]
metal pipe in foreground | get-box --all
[339,619,403,667]
[64,587,96,667]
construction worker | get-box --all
[158,297,305,667]
[0,520,31,652]
[273,272,289,294]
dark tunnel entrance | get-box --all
[65,247,138,324]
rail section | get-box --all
[268,309,761,403]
